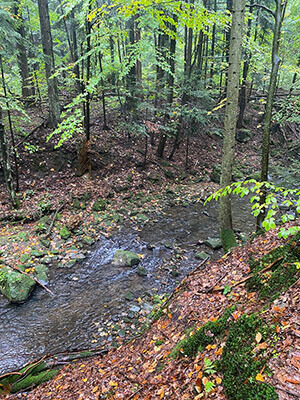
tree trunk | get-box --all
[14,4,34,105]
[237,0,254,129]
[219,0,245,252]
[0,114,18,209]
[125,16,137,112]
[210,0,217,81]
[257,0,288,230]
[84,0,92,141]
[37,0,60,128]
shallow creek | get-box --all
[0,197,256,374]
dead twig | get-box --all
[7,265,54,296]
[43,202,65,239]
[212,257,284,292]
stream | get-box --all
[4,157,300,376]
[0,195,257,375]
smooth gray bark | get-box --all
[219,0,245,251]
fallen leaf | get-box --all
[256,373,265,382]
[255,332,262,343]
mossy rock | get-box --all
[220,229,237,252]
[112,250,140,267]
[0,267,35,303]
[195,251,209,260]
[31,249,46,258]
[59,226,71,240]
[92,199,106,211]
[34,264,49,284]
[137,266,147,276]
[83,236,95,246]
[40,238,50,248]
[210,164,221,184]
[19,254,31,263]
[204,237,222,250]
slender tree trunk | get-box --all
[84,0,92,141]
[0,112,18,209]
[257,0,288,230]
[98,53,109,130]
[0,55,20,192]
[219,0,245,252]
[70,10,81,94]
[37,0,60,128]
[125,16,137,112]
[210,0,217,81]
[289,55,300,94]
[14,4,34,105]
[237,0,254,129]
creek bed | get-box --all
[0,198,254,374]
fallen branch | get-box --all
[43,202,65,239]
[212,257,284,292]
[7,265,54,296]
[16,119,47,148]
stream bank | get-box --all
[0,192,255,375]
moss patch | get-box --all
[218,313,278,400]
[246,232,300,301]
[170,306,235,358]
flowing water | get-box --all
[0,196,258,374]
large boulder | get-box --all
[0,267,36,303]
[112,250,140,267]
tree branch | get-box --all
[247,4,275,19]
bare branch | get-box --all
[247,4,275,19]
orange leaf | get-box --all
[286,377,300,384]
[92,386,99,393]
[256,373,265,382]
[216,377,222,384]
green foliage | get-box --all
[218,314,278,400]
[47,95,85,148]
[205,180,300,238]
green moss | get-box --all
[151,309,164,322]
[220,228,237,252]
[11,369,59,393]
[218,313,278,400]
[170,306,235,358]
[246,232,300,300]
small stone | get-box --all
[204,237,222,250]
[59,226,71,240]
[129,305,140,313]
[195,251,210,260]
[125,291,134,301]
[137,266,147,276]
[83,236,95,246]
[112,250,140,267]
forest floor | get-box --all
[0,99,300,399]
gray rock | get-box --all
[112,250,140,267]
[204,237,222,250]
[34,264,49,284]
[129,305,140,313]
[0,267,35,303]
